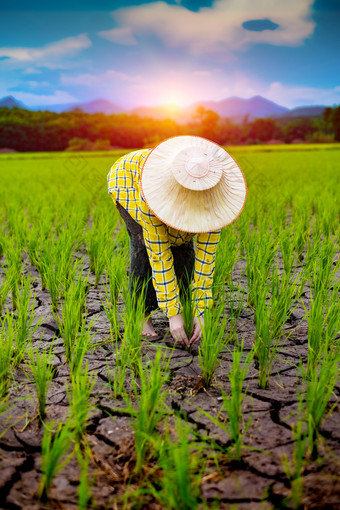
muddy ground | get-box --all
[0,250,339,510]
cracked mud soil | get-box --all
[0,252,339,510]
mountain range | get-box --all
[0,95,326,122]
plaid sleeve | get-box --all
[192,230,221,316]
[140,197,181,318]
[107,150,150,221]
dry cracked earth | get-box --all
[0,250,339,510]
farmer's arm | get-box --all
[192,230,221,317]
[140,197,189,345]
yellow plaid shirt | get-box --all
[107,149,220,318]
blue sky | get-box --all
[0,0,339,109]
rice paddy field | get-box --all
[0,143,339,509]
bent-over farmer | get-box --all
[107,135,247,347]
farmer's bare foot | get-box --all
[142,316,158,337]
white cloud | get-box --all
[60,69,142,87]
[266,82,340,108]
[0,34,92,70]
[12,90,78,106]
[97,27,137,45]
[101,0,315,55]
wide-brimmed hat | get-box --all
[140,135,247,233]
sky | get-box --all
[0,0,339,109]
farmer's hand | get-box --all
[190,316,204,345]
[169,314,189,348]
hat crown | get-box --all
[185,157,210,178]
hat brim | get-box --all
[141,136,247,233]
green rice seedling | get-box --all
[281,405,307,510]
[300,342,340,459]
[291,204,310,262]
[68,319,97,376]
[122,279,146,376]
[85,205,114,287]
[66,363,97,445]
[122,349,169,475]
[0,270,11,316]
[5,237,23,311]
[303,278,340,378]
[198,303,229,388]
[102,251,126,340]
[150,416,205,510]
[279,226,298,276]
[245,230,277,308]
[307,237,338,297]
[225,285,245,343]
[77,448,95,510]
[212,227,239,300]
[5,202,29,249]
[0,235,4,260]
[200,340,253,461]
[13,276,41,366]
[269,263,304,340]
[38,420,75,501]
[179,274,195,342]
[253,288,279,389]
[54,270,89,362]
[24,341,55,421]
[0,313,15,397]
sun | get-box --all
[158,89,191,108]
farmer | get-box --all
[107,135,247,347]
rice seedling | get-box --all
[303,276,340,378]
[269,263,304,340]
[77,448,94,510]
[68,319,97,376]
[122,279,146,376]
[85,204,115,287]
[5,237,23,311]
[245,229,277,308]
[121,349,170,475]
[300,341,340,459]
[0,312,14,398]
[179,276,195,342]
[0,269,10,316]
[24,341,55,421]
[279,226,298,276]
[212,226,239,300]
[13,276,41,366]
[66,363,97,445]
[200,340,253,461]
[281,405,307,509]
[38,420,75,501]
[253,288,279,389]
[102,250,126,340]
[198,303,229,388]
[54,270,89,362]
[150,416,205,510]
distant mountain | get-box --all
[68,99,125,114]
[0,95,327,120]
[191,95,289,120]
[273,106,326,118]
[31,98,125,114]
[0,95,26,109]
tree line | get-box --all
[0,104,339,152]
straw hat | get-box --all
[140,135,247,233]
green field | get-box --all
[0,144,339,508]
